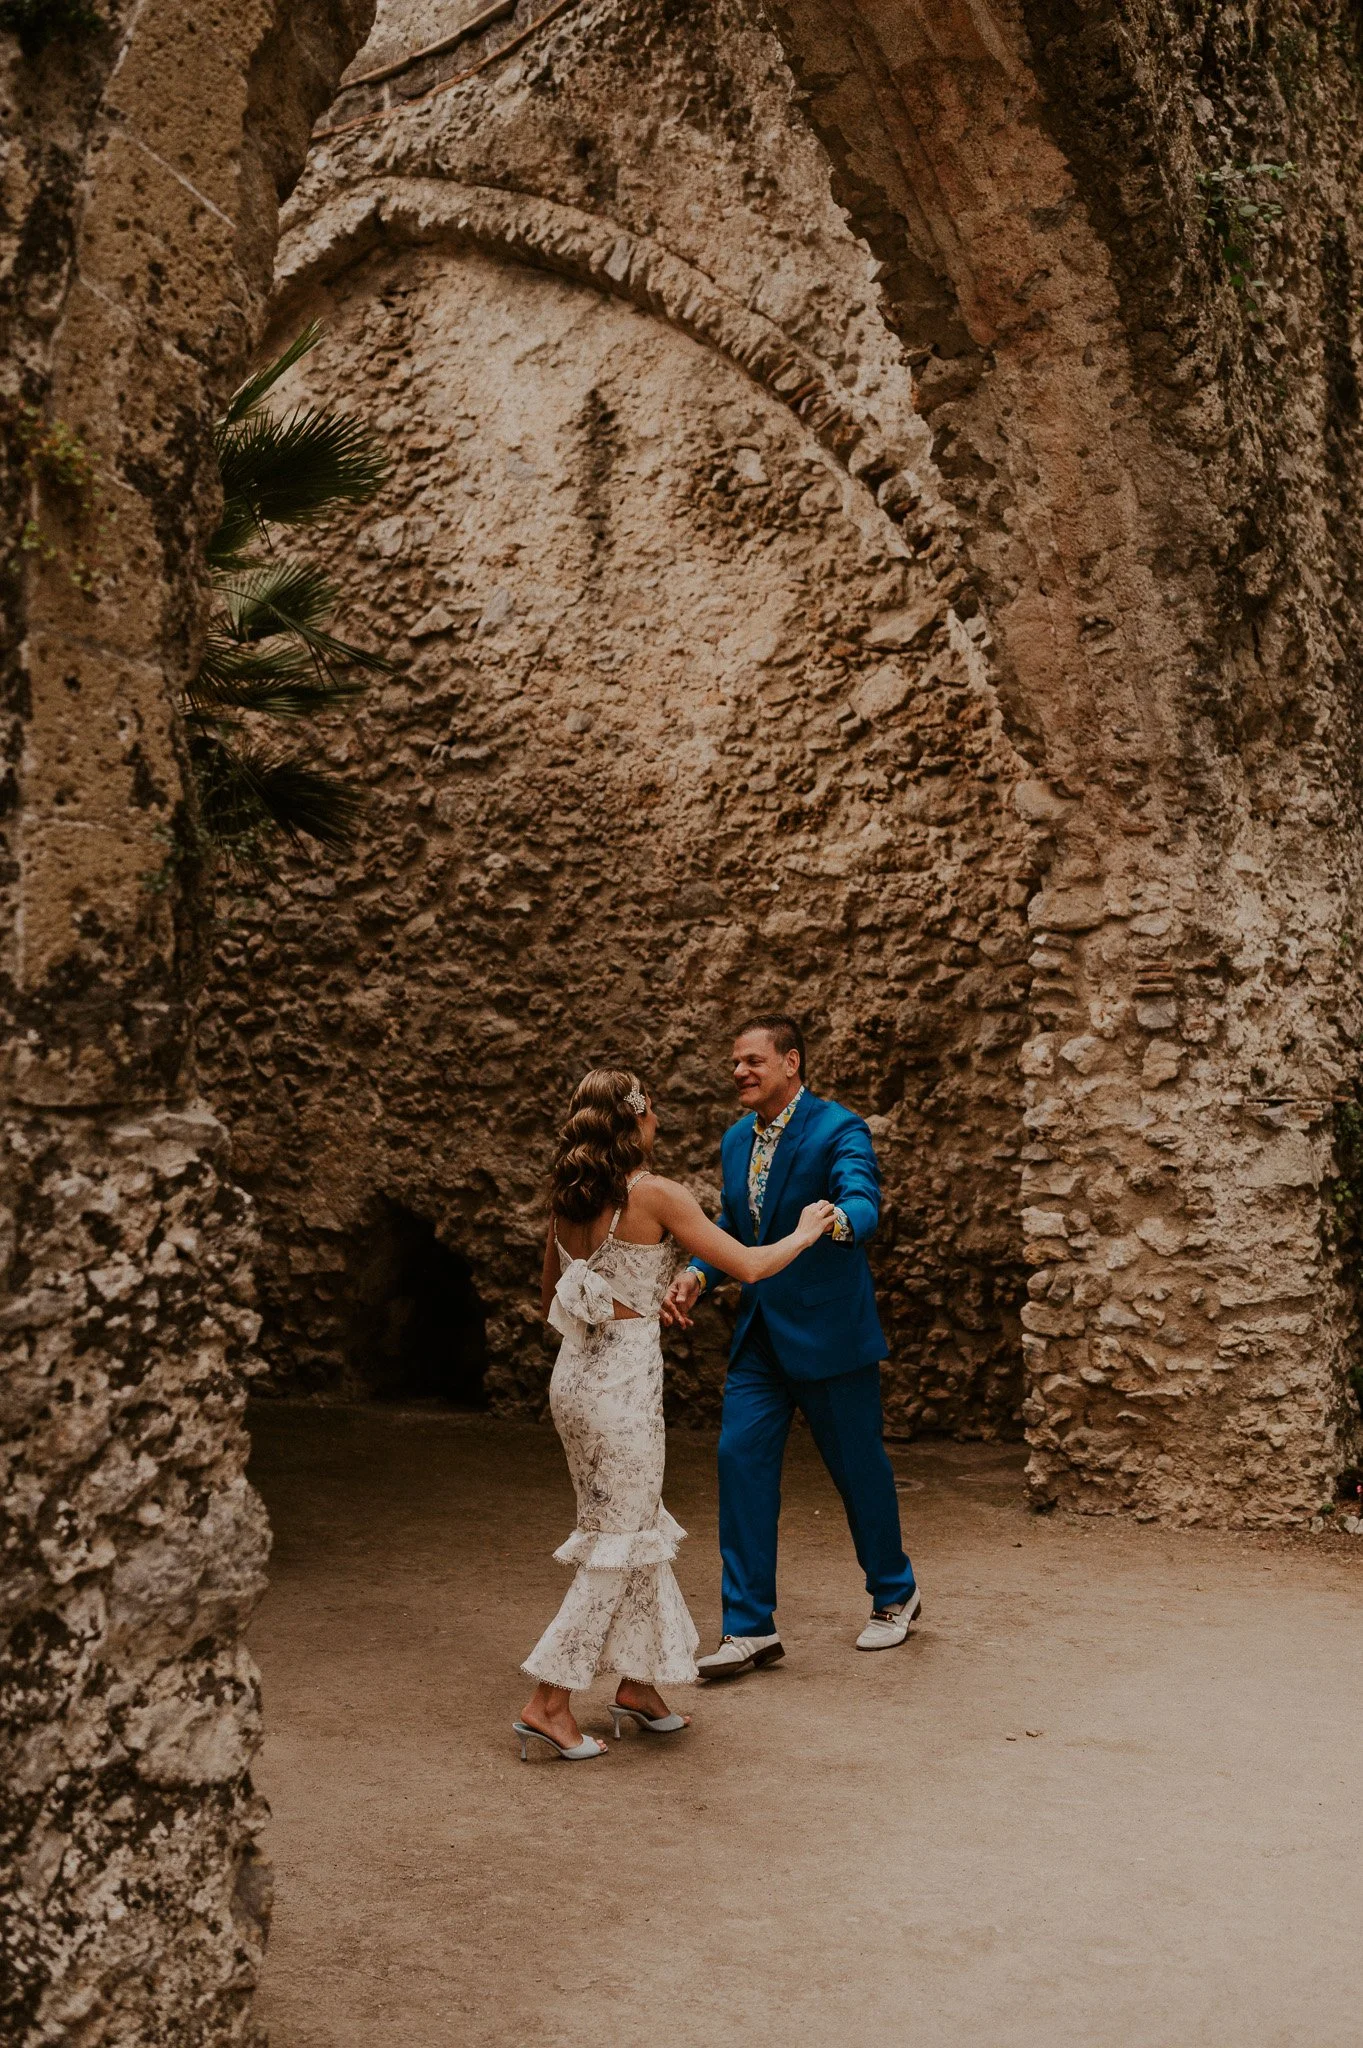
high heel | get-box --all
[512,1719,606,1762]
[608,1703,689,1738]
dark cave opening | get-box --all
[350,1201,489,1408]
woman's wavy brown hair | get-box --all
[549,1068,650,1223]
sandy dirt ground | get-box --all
[247,1405,1363,2048]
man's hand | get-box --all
[661,1267,704,1330]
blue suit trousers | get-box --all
[718,1313,916,1638]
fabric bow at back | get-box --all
[548,1257,617,1338]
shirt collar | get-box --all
[755,1083,805,1135]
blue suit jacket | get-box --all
[690,1091,888,1381]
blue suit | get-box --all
[692,1091,915,1638]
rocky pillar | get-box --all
[772,0,1363,1521]
[0,2,371,2040]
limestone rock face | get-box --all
[1,1113,270,2044]
[200,0,1363,1529]
[0,1,372,2040]
[774,0,1363,1524]
[201,0,1039,1444]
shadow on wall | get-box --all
[348,1200,490,1407]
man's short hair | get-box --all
[734,1013,806,1078]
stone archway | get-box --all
[203,198,1036,1440]
[216,0,1363,1526]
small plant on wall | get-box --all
[8,401,105,592]
[185,323,391,880]
[1195,159,1297,307]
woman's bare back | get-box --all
[549,1173,677,1322]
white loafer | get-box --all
[695,1633,784,1680]
[856,1586,922,1651]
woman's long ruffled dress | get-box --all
[522,1226,700,1690]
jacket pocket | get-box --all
[799,1272,860,1309]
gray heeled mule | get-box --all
[608,1703,690,1738]
[512,1719,606,1761]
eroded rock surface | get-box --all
[201,0,1363,1529]
[0,2,371,2040]
[200,0,1038,1443]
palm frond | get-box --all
[221,321,323,427]
[249,758,367,848]
[190,324,389,879]
[211,406,388,560]
[190,729,366,854]
[217,558,393,670]
[221,559,336,640]
[189,636,369,718]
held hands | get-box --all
[660,1266,704,1331]
[660,1205,836,1327]
[795,1199,837,1248]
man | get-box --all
[661,1015,919,1677]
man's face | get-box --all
[732,1031,801,1117]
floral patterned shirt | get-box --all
[696,1086,851,1294]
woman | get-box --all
[515,1067,834,1761]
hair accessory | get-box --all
[623,1086,647,1115]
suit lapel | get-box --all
[757,1090,816,1244]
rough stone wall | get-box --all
[769,0,1363,1521]
[198,0,1043,1441]
[203,0,1363,1525]
[0,3,371,2041]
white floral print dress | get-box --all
[522,1196,700,1690]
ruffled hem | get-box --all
[522,1557,700,1689]
[552,1504,686,1572]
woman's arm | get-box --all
[540,1223,558,1322]
[643,1178,833,1282]
[687,1178,740,1298]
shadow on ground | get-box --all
[247,1404,1363,2048]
